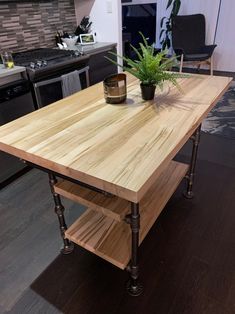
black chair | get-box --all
[172,14,217,75]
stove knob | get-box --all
[6,89,12,96]
[74,51,80,57]
[30,62,35,69]
[42,60,48,66]
[36,60,42,67]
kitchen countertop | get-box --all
[0,73,232,201]
[69,42,116,55]
[0,64,26,79]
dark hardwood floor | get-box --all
[0,132,235,314]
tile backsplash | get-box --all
[0,0,77,52]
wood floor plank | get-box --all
[0,170,85,313]
[10,246,99,314]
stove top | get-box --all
[13,48,81,69]
[13,48,89,82]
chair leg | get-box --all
[210,56,213,76]
[179,54,183,73]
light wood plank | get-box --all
[0,73,231,202]
[65,161,189,269]
[54,181,130,222]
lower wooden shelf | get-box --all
[63,160,188,270]
[55,180,130,222]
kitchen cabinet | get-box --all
[0,67,34,186]
[0,65,26,86]
[88,48,117,85]
[82,43,117,85]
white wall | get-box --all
[89,0,122,57]
[156,0,220,48]
[179,0,220,44]
[74,0,122,58]
[74,0,95,24]
[124,0,220,48]
[179,0,221,71]
[214,0,235,72]
[178,0,235,71]
[158,0,235,72]
[74,0,235,72]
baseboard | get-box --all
[172,67,235,79]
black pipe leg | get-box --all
[48,173,74,254]
[184,125,201,199]
[126,203,143,296]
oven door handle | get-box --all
[33,76,61,109]
[33,66,90,108]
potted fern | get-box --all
[106,32,183,101]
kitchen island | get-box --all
[0,73,231,295]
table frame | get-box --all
[23,124,201,296]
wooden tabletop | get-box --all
[0,73,232,202]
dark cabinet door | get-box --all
[0,91,34,185]
[88,47,118,85]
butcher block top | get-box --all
[0,73,232,202]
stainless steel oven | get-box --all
[13,48,90,108]
[0,79,35,187]
[33,66,90,108]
